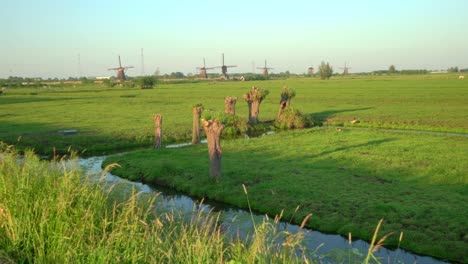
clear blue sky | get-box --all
[1,0,467,78]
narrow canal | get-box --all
[78,153,449,264]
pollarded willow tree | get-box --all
[192,104,204,144]
[277,86,296,118]
[202,111,225,179]
[224,96,237,115]
[243,86,269,124]
[153,114,162,149]
[275,87,308,129]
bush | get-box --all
[103,79,117,88]
[222,114,248,138]
[275,108,310,129]
[242,74,266,81]
[201,109,247,138]
[139,76,157,89]
[201,110,248,138]
[201,109,224,122]
[123,81,136,88]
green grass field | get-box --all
[0,74,467,156]
[104,128,468,262]
[1,74,467,262]
[0,147,330,263]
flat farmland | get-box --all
[0,74,466,156]
[1,74,467,262]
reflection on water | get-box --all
[78,155,449,264]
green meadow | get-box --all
[0,74,467,156]
[104,128,468,262]
[1,74,467,262]
[0,147,323,263]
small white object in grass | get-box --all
[59,130,78,135]
[350,118,360,124]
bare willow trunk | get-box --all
[250,101,261,124]
[246,101,252,122]
[153,114,162,149]
[277,86,295,119]
[192,106,203,144]
[277,98,291,118]
[224,96,237,115]
[203,119,224,179]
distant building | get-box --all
[96,76,111,80]
[308,67,314,76]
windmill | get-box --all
[257,60,274,78]
[308,67,314,76]
[213,53,237,80]
[196,58,216,79]
[108,56,134,82]
[340,62,351,75]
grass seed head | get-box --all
[242,184,248,195]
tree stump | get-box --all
[202,119,224,179]
[243,86,269,124]
[153,114,162,149]
[224,96,237,115]
[192,105,203,144]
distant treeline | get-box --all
[0,76,94,88]
[400,69,429,75]
[370,69,467,75]
[449,67,468,73]
[2,68,466,88]
[370,69,429,75]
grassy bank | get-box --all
[0,74,467,156]
[1,145,352,263]
[104,128,468,262]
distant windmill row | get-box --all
[196,54,276,79]
[197,53,237,80]
[107,54,350,82]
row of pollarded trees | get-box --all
[153,85,305,180]
[191,86,305,179]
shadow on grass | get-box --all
[0,120,152,157]
[307,107,375,121]
[0,96,98,105]
[104,133,467,262]
[303,138,397,159]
